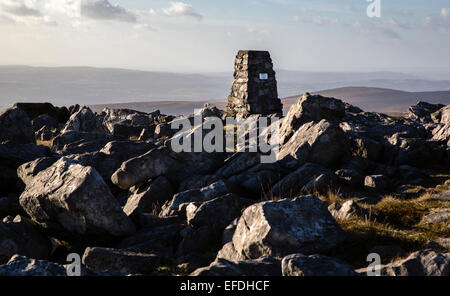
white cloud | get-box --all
[133,23,157,32]
[45,0,80,18]
[0,0,58,26]
[0,0,41,16]
[80,0,137,22]
[162,2,203,21]
[441,8,450,20]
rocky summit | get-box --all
[0,85,449,277]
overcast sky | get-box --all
[1,0,450,72]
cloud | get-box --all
[45,0,80,18]
[0,0,58,26]
[291,15,342,26]
[133,23,157,32]
[441,8,450,20]
[0,0,41,16]
[80,0,137,22]
[162,2,203,20]
[385,18,412,30]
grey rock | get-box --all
[434,190,450,201]
[335,168,364,187]
[422,209,450,224]
[328,200,369,220]
[191,257,282,276]
[271,163,329,198]
[0,143,53,195]
[364,175,391,191]
[408,101,444,123]
[279,93,345,145]
[17,157,59,187]
[282,253,357,276]
[160,180,229,217]
[63,106,105,134]
[224,195,345,260]
[176,226,218,256]
[31,114,58,131]
[0,106,34,144]
[35,126,58,142]
[82,247,160,275]
[0,215,51,261]
[187,194,252,231]
[222,219,238,245]
[116,223,183,258]
[352,137,382,161]
[68,140,154,181]
[111,146,224,190]
[19,157,135,242]
[0,255,67,276]
[123,176,174,218]
[303,172,338,194]
[277,120,348,168]
[379,250,450,276]
[425,238,450,251]
[52,131,116,155]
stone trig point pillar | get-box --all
[226,50,283,117]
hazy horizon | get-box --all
[1,1,450,72]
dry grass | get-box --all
[317,188,345,205]
[36,139,53,148]
[324,188,450,267]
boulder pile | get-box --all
[0,95,448,276]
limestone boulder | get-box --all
[18,157,135,242]
[0,106,34,144]
[221,195,345,260]
[282,253,358,276]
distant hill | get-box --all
[90,87,450,115]
[305,87,450,113]
[1,66,450,114]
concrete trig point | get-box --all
[226,50,283,117]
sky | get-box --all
[0,0,450,73]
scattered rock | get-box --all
[425,238,450,251]
[282,253,357,276]
[0,106,34,144]
[63,106,105,134]
[187,194,252,231]
[434,190,450,201]
[160,180,229,217]
[117,223,183,258]
[222,195,345,260]
[123,176,174,218]
[279,93,345,145]
[31,114,58,131]
[52,131,116,155]
[422,209,450,224]
[17,157,59,187]
[82,247,160,275]
[0,216,51,262]
[335,168,364,187]
[364,175,391,191]
[277,120,348,168]
[0,255,67,276]
[271,163,329,198]
[409,101,444,123]
[328,200,369,220]
[19,157,135,242]
[379,250,449,276]
[191,257,282,276]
